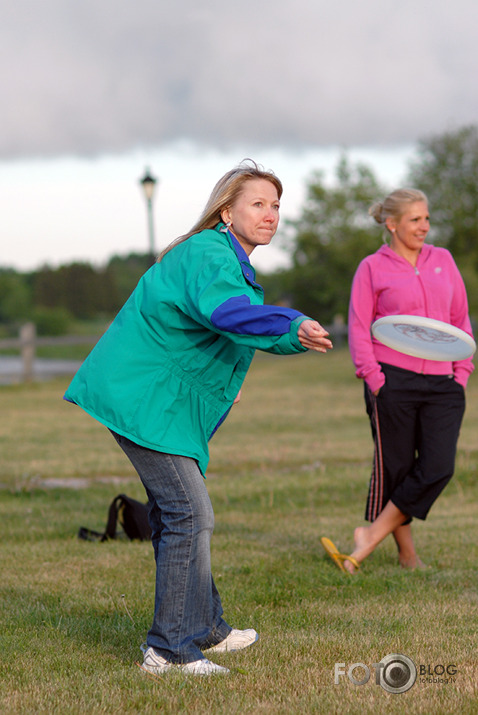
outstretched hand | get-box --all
[297,320,333,353]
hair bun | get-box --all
[368,201,384,224]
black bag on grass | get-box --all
[78,493,152,542]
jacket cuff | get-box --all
[290,315,312,352]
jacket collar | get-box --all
[215,223,262,288]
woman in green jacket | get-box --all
[65,160,332,676]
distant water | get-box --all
[0,357,82,384]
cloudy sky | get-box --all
[2,0,477,270]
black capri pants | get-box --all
[364,363,465,522]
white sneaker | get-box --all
[180,658,229,675]
[140,646,229,676]
[141,646,173,674]
[205,628,259,653]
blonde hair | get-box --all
[158,159,283,261]
[369,188,428,237]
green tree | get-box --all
[0,269,32,324]
[407,125,478,262]
[33,266,64,310]
[281,155,387,324]
[33,262,120,320]
[407,124,478,319]
[107,252,153,304]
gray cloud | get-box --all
[2,0,478,158]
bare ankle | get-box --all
[399,554,426,570]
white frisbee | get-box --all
[371,315,476,361]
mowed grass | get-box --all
[0,349,477,714]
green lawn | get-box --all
[0,349,477,714]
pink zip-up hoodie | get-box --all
[348,243,475,393]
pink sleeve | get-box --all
[348,259,385,393]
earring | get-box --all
[220,221,232,233]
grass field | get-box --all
[0,348,477,714]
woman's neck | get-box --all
[389,241,420,267]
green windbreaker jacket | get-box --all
[64,224,310,474]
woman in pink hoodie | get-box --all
[322,188,474,574]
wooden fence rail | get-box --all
[0,323,100,382]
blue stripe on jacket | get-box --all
[211,229,303,336]
[211,294,303,335]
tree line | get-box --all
[0,254,153,335]
[2,125,478,336]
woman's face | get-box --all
[387,201,430,259]
[222,178,280,256]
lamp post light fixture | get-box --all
[139,167,158,259]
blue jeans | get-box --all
[110,431,231,663]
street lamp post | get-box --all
[139,167,158,260]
